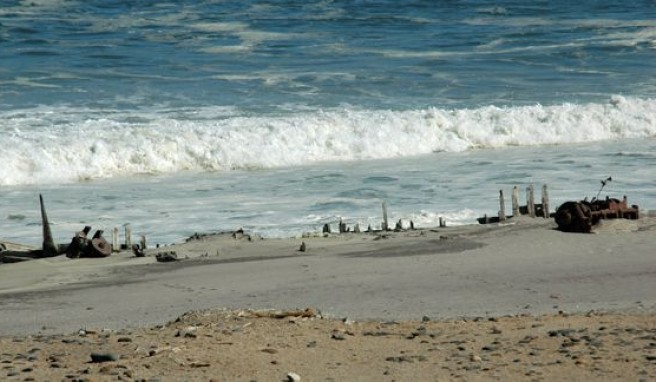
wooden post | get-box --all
[112,227,119,252]
[124,224,132,249]
[339,218,346,233]
[39,194,58,257]
[382,201,389,231]
[542,184,550,218]
[527,185,535,218]
[499,189,506,222]
[512,186,520,217]
[439,217,446,227]
[140,234,147,250]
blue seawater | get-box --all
[1,1,655,245]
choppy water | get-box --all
[1,1,655,246]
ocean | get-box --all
[1,0,655,246]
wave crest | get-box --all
[1,96,654,186]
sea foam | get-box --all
[0,96,654,186]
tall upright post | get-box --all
[499,189,506,222]
[124,223,132,249]
[382,201,389,231]
[140,234,147,251]
[512,186,520,217]
[527,185,535,218]
[542,184,550,218]
[112,227,119,252]
[39,194,58,257]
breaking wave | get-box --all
[1,96,654,186]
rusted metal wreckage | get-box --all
[555,196,639,233]
[0,195,112,263]
[555,177,640,233]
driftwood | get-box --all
[239,307,316,319]
[0,195,64,262]
[0,194,113,263]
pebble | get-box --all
[287,372,301,382]
[470,354,482,362]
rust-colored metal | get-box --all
[66,226,112,258]
[89,237,112,257]
[555,196,639,233]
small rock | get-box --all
[90,352,119,363]
[331,332,346,341]
[470,354,482,362]
[299,242,307,252]
[261,348,278,354]
[155,251,178,262]
[287,372,301,382]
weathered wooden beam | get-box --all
[381,201,389,231]
[527,185,536,218]
[542,184,550,218]
[499,189,506,223]
[512,186,520,217]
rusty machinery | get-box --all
[554,177,639,233]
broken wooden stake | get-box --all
[381,201,389,231]
[499,189,506,223]
[512,186,520,217]
[527,185,536,218]
[140,234,147,251]
[124,224,132,249]
[542,184,550,218]
[112,227,119,252]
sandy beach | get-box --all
[1,216,655,381]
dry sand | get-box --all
[1,216,655,381]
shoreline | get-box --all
[1,216,655,331]
[1,216,655,380]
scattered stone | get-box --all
[548,329,576,337]
[261,348,278,354]
[287,372,301,382]
[299,242,307,252]
[386,355,427,363]
[331,332,346,341]
[470,354,482,362]
[117,337,133,343]
[155,251,178,262]
[90,352,119,363]
[176,328,197,338]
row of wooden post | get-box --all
[324,200,447,234]
[109,224,146,252]
[499,184,550,222]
